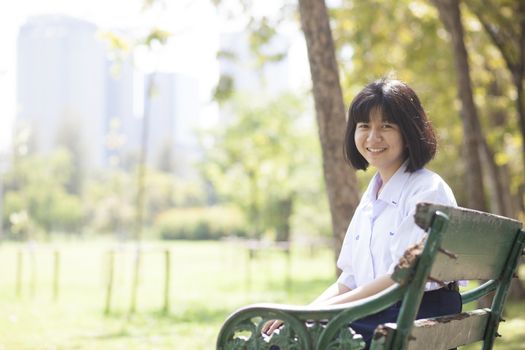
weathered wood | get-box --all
[414,203,522,281]
[371,310,491,350]
[406,309,490,349]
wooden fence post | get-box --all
[104,250,115,315]
[53,249,60,301]
[162,249,171,314]
[285,246,292,292]
[29,248,36,297]
[129,247,141,314]
[246,246,254,292]
[16,249,23,298]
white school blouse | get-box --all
[336,161,457,290]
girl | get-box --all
[263,78,461,347]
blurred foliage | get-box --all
[143,28,171,46]
[200,92,330,241]
[247,16,288,68]
[155,206,247,240]
[0,91,329,243]
[465,0,521,73]
[1,148,206,240]
[84,167,206,238]
[97,31,131,53]
[83,170,135,237]
[3,149,84,238]
[213,74,235,104]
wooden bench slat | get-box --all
[431,253,509,280]
[406,309,491,350]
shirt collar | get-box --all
[369,160,411,206]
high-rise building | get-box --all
[16,15,112,170]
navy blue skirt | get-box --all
[350,287,462,348]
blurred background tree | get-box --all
[3,149,84,239]
[200,92,329,242]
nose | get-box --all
[366,127,382,141]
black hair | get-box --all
[344,78,437,172]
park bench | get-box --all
[216,202,525,349]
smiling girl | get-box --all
[263,78,461,348]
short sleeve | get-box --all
[336,215,360,290]
[337,270,357,290]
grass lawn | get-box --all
[0,240,523,349]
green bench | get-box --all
[216,203,525,350]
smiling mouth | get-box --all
[366,147,386,153]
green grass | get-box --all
[0,240,333,349]
[0,240,523,349]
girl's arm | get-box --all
[309,281,352,305]
[318,275,394,306]
[263,276,393,335]
[263,281,351,335]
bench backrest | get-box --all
[414,202,523,281]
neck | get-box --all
[378,171,394,186]
[378,160,406,185]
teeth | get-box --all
[367,148,385,153]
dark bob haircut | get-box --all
[344,78,437,173]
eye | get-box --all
[357,123,369,129]
[382,123,395,129]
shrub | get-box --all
[155,206,247,240]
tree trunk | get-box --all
[515,78,525,210]
[275,197,293,242]
[477,139,524,300]
[484,79,515,217]
[468,0,525,207]
[432,0,494,307]
[297,0,360,269]
[478,138,508,216]
[513,0,525,182]
[431,0,487,212]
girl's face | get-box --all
[354,108,406,183]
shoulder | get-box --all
[408,168,450,188]
[404,168,456,205]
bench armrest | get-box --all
[217,284,406,350]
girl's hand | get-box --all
[261,319,284,335]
